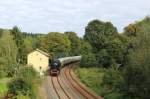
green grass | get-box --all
[0,82,8,97]
[75,67,105,95]
[0,77,11,97]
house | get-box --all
[27,49,50,75]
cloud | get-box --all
[0,0,149,36]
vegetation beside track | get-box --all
[75,67,104,95]
[0,81,8,98]
[0,77,11,98]
[75,67,124,99]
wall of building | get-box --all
[27,51,49,75]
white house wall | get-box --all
[27,51,49,75]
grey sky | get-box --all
[0,0,149,36]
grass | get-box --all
[0,83,7,93]
[0,77,11,98]
[0,81,8,98]
[75,67,105,95]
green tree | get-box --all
[84,20,118,52]
[23,37,34,55]
[123,33,150,99]
[122,16,150,99]
[84,19,126,67]
[124,24,138,37]
[0,29,3,38]
[11,26,26,64]
[0,30,18,77]
[65,32,81,55]
[40,32,71,58]
[101,68,124,99]
[22,33,44,49]
[80,40,98,67]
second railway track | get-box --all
[46,64,102,99]
[64,65,102,99]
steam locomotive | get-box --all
[50,56,81,76]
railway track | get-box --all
[51,76,71,99]
[64,65,102,99]
[45,64,102,99]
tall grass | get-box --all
[75,67,105,95]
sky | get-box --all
[0,0,149,37]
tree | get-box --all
[11,26,26,64]
[84,20,118,52]
[123,16,150,64]
[122,16,150,99]
[65,32,81,55]
[80,40,98,67]
[123,32,150,99]
[124,24,138,37]
[40,32,71,58]
[0,30,18,77]
[84,19,126,67]
[22,32,45,49]
[24,38,33,52]
[0,28,3,38]
[101,68,124,99]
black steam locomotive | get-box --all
[50,56,81,76]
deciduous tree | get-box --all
[11,26,26,64]
[65,32,81,55]
[40,32,71,58]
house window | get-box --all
[39,66,42,70]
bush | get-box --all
[80,53,98,67]
[75,67,124,99]
[17,66,39,84]
[16,92,30,99]
[104,92,123,99]
[100,68,124,99]
[122,48,150,99]
[75,68,104,95]
[121,31,150,99]
[7,66,41,99]
[8,79,32,96]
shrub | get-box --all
[8,66,41,99]
[122,48,150,99]
[80,53,98,67]
[17,66,39,84]
[16,92,30,99]
[8,79,32,96]
[122,31,150,99]
[104,92,123,99]
[100,68,124,99]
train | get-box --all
[50,56,81,76]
